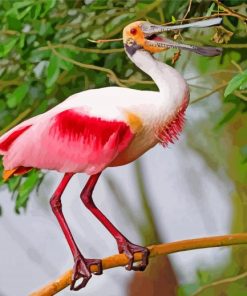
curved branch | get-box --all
[0,108,32,135]
[192,270,247,296]
[30,233,247,296]
[190,82,229,105]
[47,42,126,87]
[213,0,247,22]
[39,44,124,54]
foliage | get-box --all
[0,0,247,294]
[224,69,247,97]
[0,0,201,212]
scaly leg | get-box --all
[80,173,150,271]
[50,173,102,291]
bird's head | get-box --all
[123,19,223,57]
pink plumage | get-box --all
[1,108,133,175]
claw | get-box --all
[70,255,103,291]
[118,241,150,272]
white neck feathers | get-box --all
[128,50,188,101]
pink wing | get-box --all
[1,109,134,175]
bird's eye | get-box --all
[130,28,137,35]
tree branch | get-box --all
[0,108,32,135]
[30,233,247,296]
[190,82,228,104]
[191,270,247,296]
[213,0,247,23]
[47,42,126,87]
[38,44,124,54]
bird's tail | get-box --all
[2,167,32,181]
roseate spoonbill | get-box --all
[0,18,222,290]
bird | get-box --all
[0,18,222,290]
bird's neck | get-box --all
[128,50,188,101]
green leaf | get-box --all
[7,83,29,108]
[178,283,200,296]
[224,70,247,97]
[7,16,22,31]
[57,48,74,71]
[31,3,42,19]
[16,6,32,20]
[240,145,247,159]
[7,176,21,192]
[216,106,238,128]
[0,37,18,57]
[19,33,26,48]
[37,21,53,36]
[171,16,176,23]
[46,54,60,88]
[12,0,34,10]
[42,0,57,16]
[0,99,6,112]
[15,170,40,213]
[29,48,50,63]
[206,3,215,17]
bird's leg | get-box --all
[81,173,150,271]
[50,173,102,291]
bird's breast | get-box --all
[155,93,189,147]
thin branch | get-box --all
[161,13,229,26]
[119,78,155,85]
[0,79,23,90]
[213,0,247,22]
[47,42,126,87]
[102,0,162,39]
[0,29,20,36]
[190,82,228,104]
[30,233,247,296]
[191,270,247,296]
[38,44,124,54]
[189,84,212,90]
[183,0,193,20]
[234,90,247,101]
[186,70,238,81]
[0,108,32,135]
[231,60,243,72]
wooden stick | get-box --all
[30,233,247,296]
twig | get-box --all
[0,108,32,135]
[183,0,193,20]
[30,233,247,296]
[47,42,126,87]
[0,29,20,36]
[190,82,228,104]
[231,60,242,72]
[191,270,247,296]
[186,70,237,81]
[213,0,247,23]
[234,91,247,101]
[0,79,23,90]
[88,38,123,43]
[38,44,124,54]
[119,78,155,85]
[161,13,228,26]
[102,0,162,39]
[189,84,212,90]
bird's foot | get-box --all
[70,254,102,291]
[118,240,150,271]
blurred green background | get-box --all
[0,0,247,295]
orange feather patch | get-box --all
[2,167,32,181]
[2,169,18,182]
[126,112,143,133]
